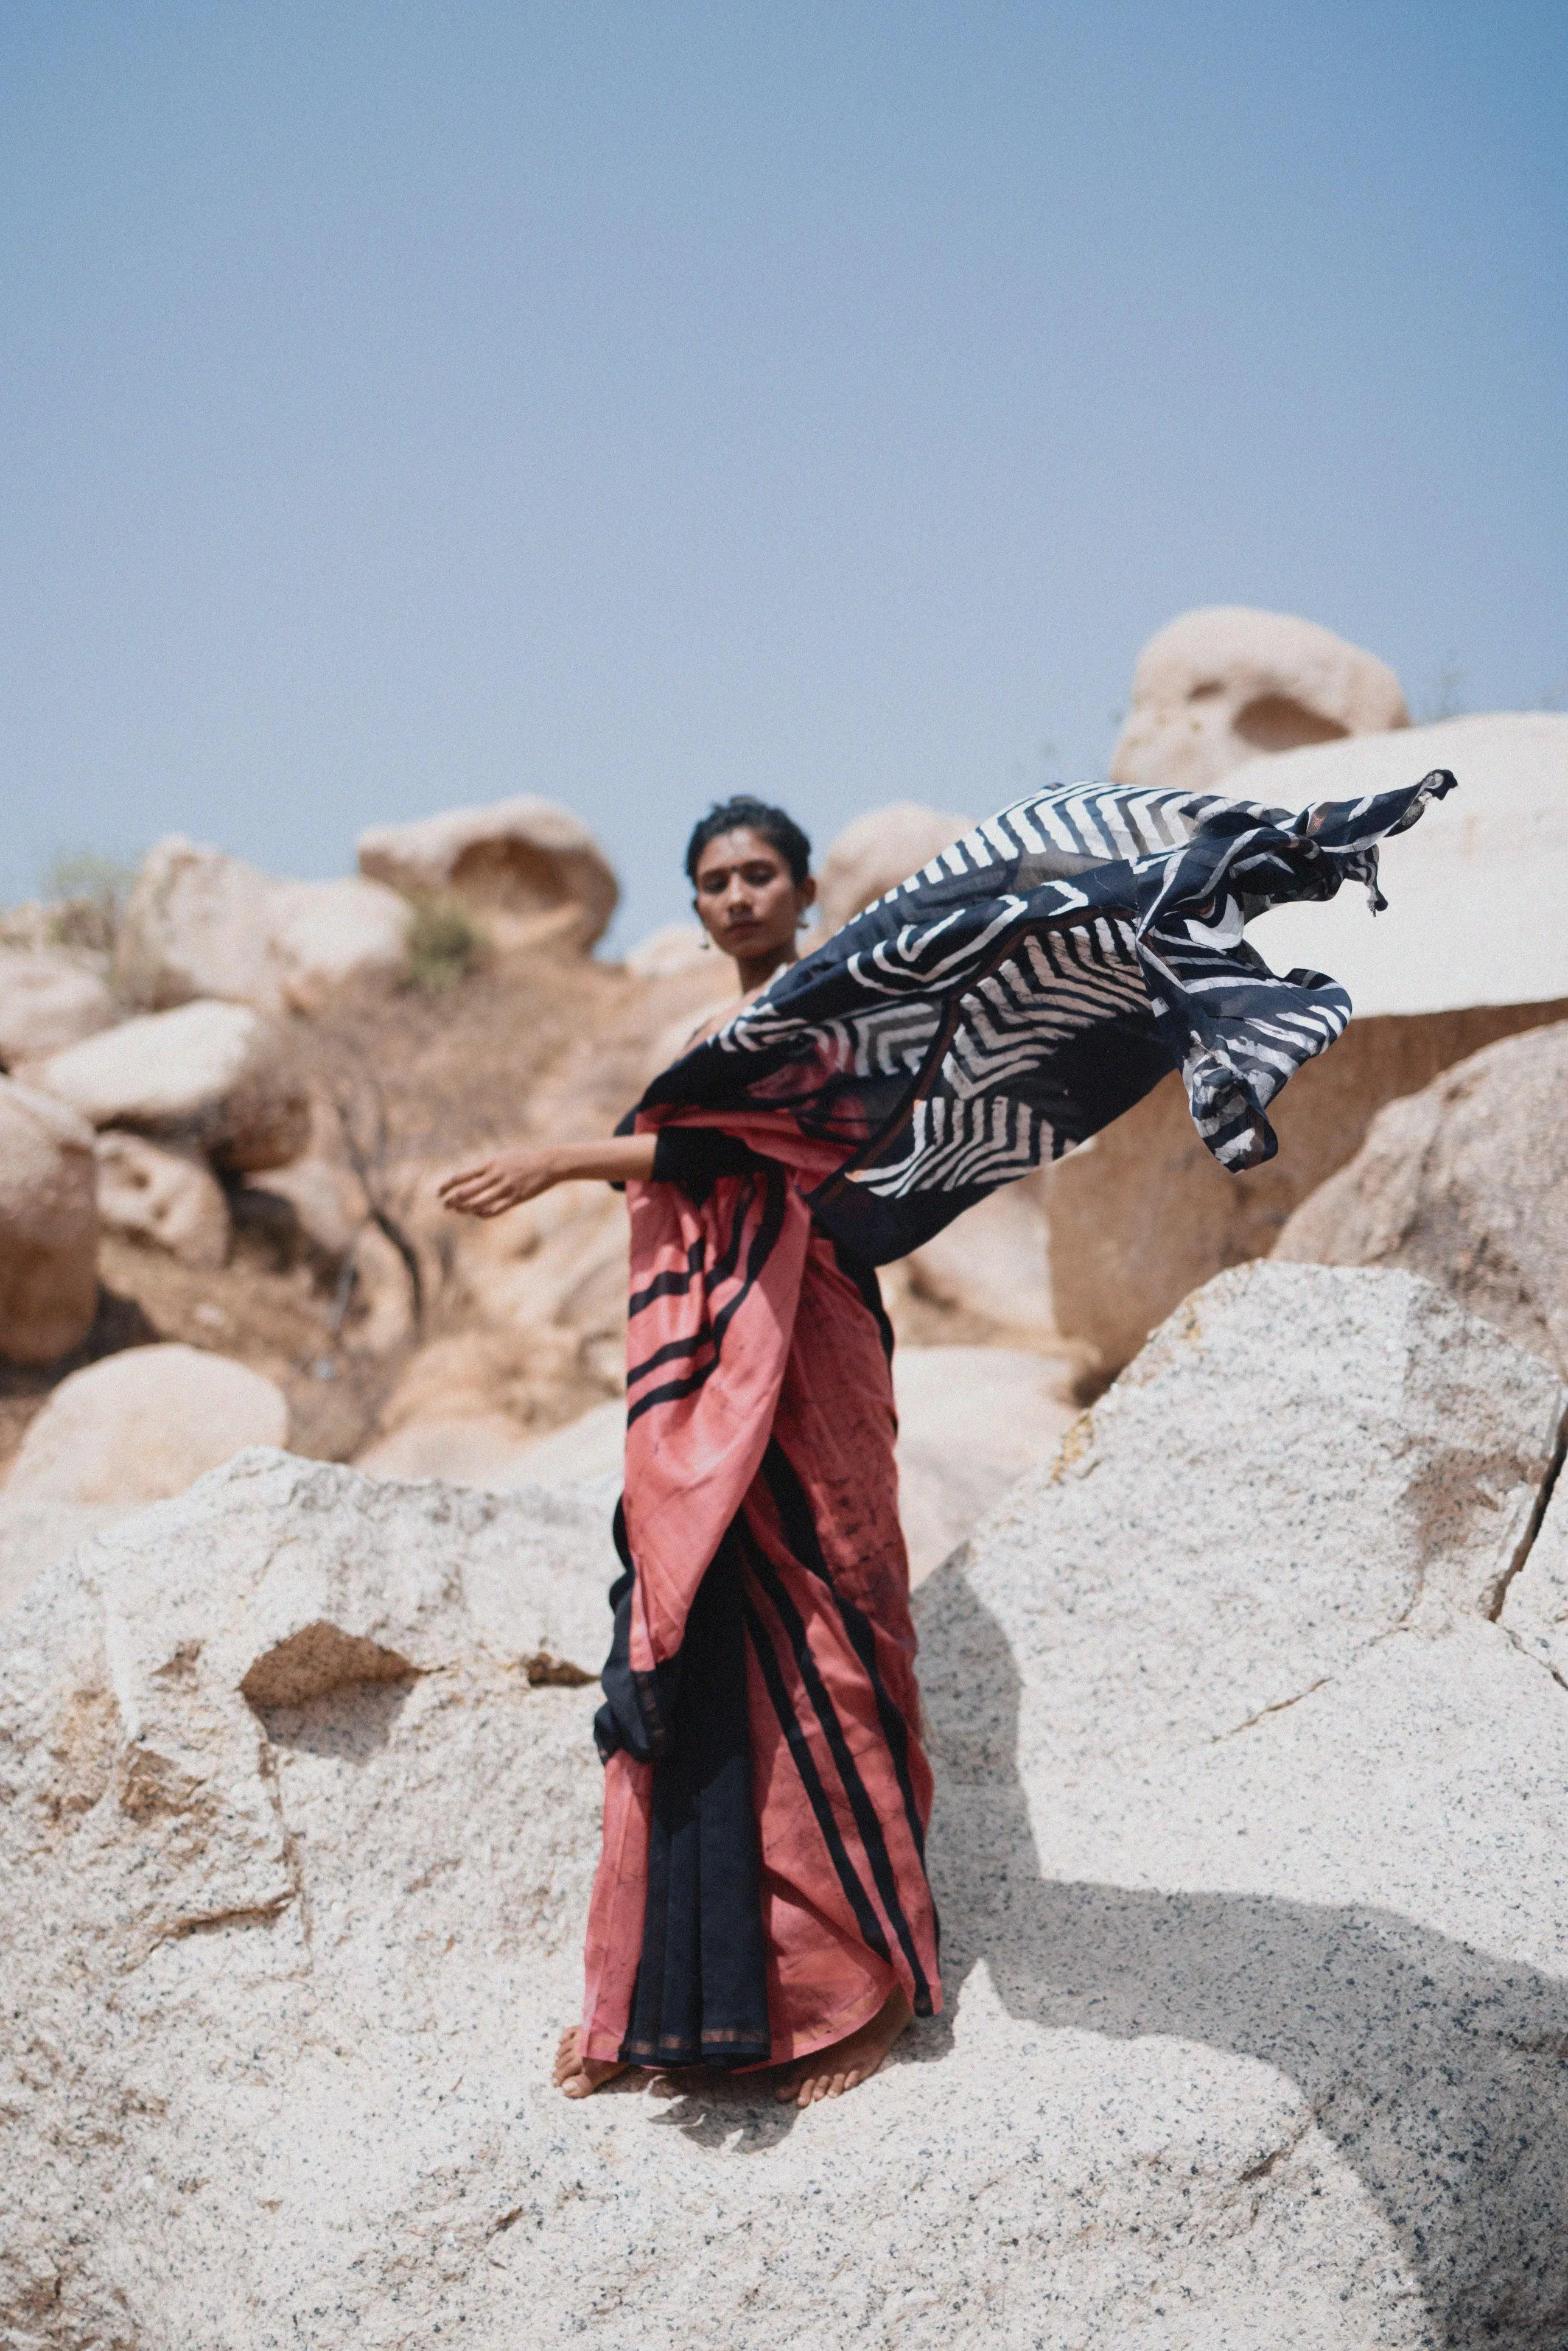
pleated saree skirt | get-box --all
[581,1143,941,2072]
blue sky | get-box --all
[3,2,1564,944]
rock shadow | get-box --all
[254,1677,415,1761]
[917,1560,1568,2350]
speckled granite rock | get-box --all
[920,1261,1568,2351]
[0,1498,133,1621]
[5,1270,1568,2350]
[1275,1020,1568,1377]
[1500,1454,1568,1686]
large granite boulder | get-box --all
[891,1345,1074,1582]
[117,839,417,1016]
[359,795,618,951]
[0,947,119,1065]
[4,1267,1568,2346]
[352,1326,604,1486]
[1275,1020,1568,1377]
[94,1130,231,1270]
[815,801,977,937]
[447,1179,632,1390]
[892,1170,1057,1342]
[5,1342,287,1507]
[1110,605,1407,794]
[27,998,309,1171]
[917,1261,1568,2349]
[1241,711,1568,1016]
[0,1077,99,1366]
[267,875,412,1012]
[0,1498,133,1621]
[1047,713,1568,1375]
[116,836,285,1012]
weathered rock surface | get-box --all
[358,1326,612,1466]
[815,801,977,937]
[1500,1457,1568,1688]
[894,1170,1057,1341]
[27,998,310,1171]
[116,835,285,1012]
[0,1077,99,1366]
[0,947,119,1065]
[893,1345,1075,1581]
[359,794,619,951]
[5,1267,1568,2346]
[0,1498,133,1622]
[1275,1021,1568,1378]
[357,1412,548,1485]
[448,1180,631,1390]
[5,1342,288,1505]
[267,874,412,1011]
[1241,712,1568,1016]
[94,1129,231,1270]
[1110,605,1407,794]
[917,1262,1568,2349]
[1047,713,1568,1374]
[115,838,417,1016]
[488,1396,626,1486]
[1045,1007,1561,1377]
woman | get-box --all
[442,796,934,2106]
[441,763,1457,2109]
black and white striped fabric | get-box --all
[640,768,1457,1265]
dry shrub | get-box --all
[402,894,490,994]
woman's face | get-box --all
[691,827,814,965]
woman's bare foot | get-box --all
[553,2025,631,2100]
[774,1986,913,2107]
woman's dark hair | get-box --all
[684,796,811,887]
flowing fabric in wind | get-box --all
[581,768,1455,2070]
[637,766,1459,1261]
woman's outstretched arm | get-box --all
[437,1133,657,1218]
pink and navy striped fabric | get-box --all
[583,1117,938,2069]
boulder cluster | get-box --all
[3,604,1567,2344]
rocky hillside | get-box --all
[4,1263,1567,2346]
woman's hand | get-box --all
[436,1133,658,1217]
[437,1146,564,1218]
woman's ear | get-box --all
[799,875,818,909]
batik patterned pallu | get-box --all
[581,767,1455,2071]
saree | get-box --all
[581,766,1456,2070]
